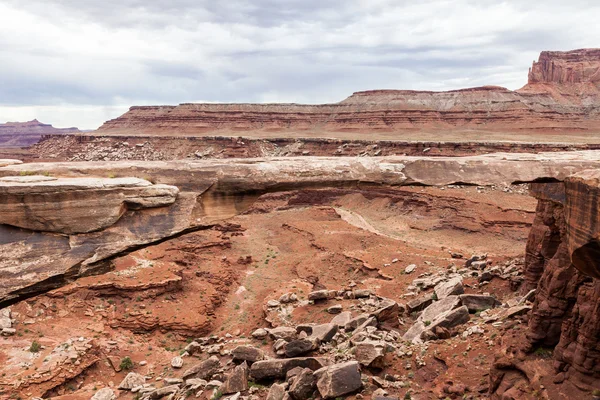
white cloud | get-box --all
[0,0,599,129]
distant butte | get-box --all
[0,120,80,147]
[96,49,600,142]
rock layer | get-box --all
[0,176,178,234]
[95,50,600,139]
[492,173,600,397]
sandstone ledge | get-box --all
[2,151,600,306]
[0,176,179,234]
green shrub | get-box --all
[29,341,41,353]
[119,356,134,370]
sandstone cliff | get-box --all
[95,50,600,140]
[0,120,80,147]
[492,173,600,397]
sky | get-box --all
[0,1,599,130]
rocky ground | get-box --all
[0,184,546,399]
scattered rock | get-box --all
[434,277,464,299]
[289,368,316,400]
[250,357,328,380]
[91,388,116,400]
[353,341,388,369]
[183,356,221,380]
[221,362,249,394]
[171,356,184,369]
[266,383,287,400]
[405,264,417,274]
[285,338,319,358]
[118,372,146,390]
[314,361,362,398]
[327,305,343,314]
[232,345,265,363]
[459,294,501,313]
[330,311,352,328]
[252,328,269,339]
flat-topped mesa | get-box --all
[96,49,600,138]
[527,49,600,85]
[0,120,80,147]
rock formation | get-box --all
[94,50,600,140]
[1,151,600,308]
[492,172,600,397]
[0,120,79,147]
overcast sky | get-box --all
[0,0,598,129]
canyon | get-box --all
[1,48,600,400]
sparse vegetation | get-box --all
[533,347,553,359]
[29,341,41,353]
[119,356,134,370]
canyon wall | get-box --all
[492,173,600,397]
[0,120,79,147]
[94,49,600,140]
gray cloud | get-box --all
[0,0,599,128]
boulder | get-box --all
[308,290,336,301]
[403,302,470,343]
[309,323,338,343]
[353,289,373,298]
[330,311,352,328]
[344,314,370,332]
[145,384,180,400]
[353,341,388,369]
[289,368,316,400]
[118,372,146,390]
[458,294,501,312]
[266,383,287,400]
[285,338,319,358]
[327,305,343,314]
[232,345,265,363]
[221,362,249,394]
[370,298,401,328]
[406,296,434,313]
[250,357,328,380]
[252,328,269,339]
[91,388,116,400]
[182,356,220,380]
[434,277,464,299]
[171,356,184,368]
[268,326,297,341]
[0,308,11,329]
[314,361,362,398]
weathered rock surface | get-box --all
[492,175,600,396]
[250,357,328,380]
[314,361,362,398]
[0,176,178,234]
[3,152,600,305]
[221,361,249,394]
[118,372,145,390]
[183,356,221,380]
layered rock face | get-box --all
[528,49,600,84]
[0,120,79,147]
[2,151,600,307]
[95,50,600,139]
[493,173,600,397]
